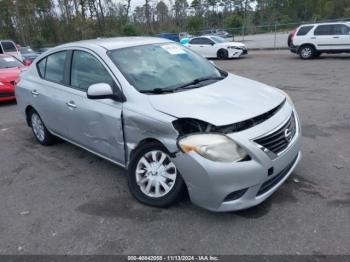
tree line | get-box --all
[0,0,349,47]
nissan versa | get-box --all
[16,37,302,212]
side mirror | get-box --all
[24,60,32,66]
[87,83,114,100]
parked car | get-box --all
[20,46,40,62]
[156,33,180,42]
[36,47,52,54]
[0,54,28,102]
[290,22,350,59]
[0,40,23,61]
[16,37,301,212]
[185,35,247,59]
[201,29,233,39]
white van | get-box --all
[0,40,23,61]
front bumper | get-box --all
[173,102,302,212]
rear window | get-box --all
[1,41,17,52]
[297,26,313,36]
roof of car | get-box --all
[300,21,350,26]
[58,37,172,50]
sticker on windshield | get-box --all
[161,44,186,55]
[4,57,16,62]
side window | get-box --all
[37,58,47,78]
[297,26,313,36]
[314,25,333,35]
[45,51,67,83]
[190,38,201,44]
[314,25,332,36]
[70,50,115,91]
[333,24,350,35]
[201,38,214,45]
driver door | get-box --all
[64,49,125,165]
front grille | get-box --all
[254,113,296,155]
[257,154,298,196]
[0,92,15,98]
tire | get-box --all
[29,109,56,146]
[128,142,186,208]
[299,45,315,59]
[217,49,229,60]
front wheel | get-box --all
[128,143,186,207]
[299,45,315,59]
[217,49,229,60]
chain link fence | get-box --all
[187,18,350,49]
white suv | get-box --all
[290,22,350,59]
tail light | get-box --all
[291,30,297,41]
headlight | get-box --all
[227,46,238,49]
[0,82,4,86]
[178,134,248,162]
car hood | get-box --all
[148,74,285,126]
[0,67,22,82]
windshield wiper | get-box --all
[139,88,174,94]
[139,75,226,94]
[173,76,225,91]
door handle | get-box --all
[310,37,316,39]
[66,101,77,109]
[333,36,340,39]
[31,90,39,96]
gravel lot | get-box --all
[0,50,349,255]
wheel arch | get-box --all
[25,105,35,127]
[297,43,317,54]
[128,138,171,167]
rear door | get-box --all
[33,50,73,139]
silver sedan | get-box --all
[16,37,302,212]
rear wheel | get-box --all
[299,45,315,59]
[217,49,229,60]
[128,142,186,207]
[29,110,55,145]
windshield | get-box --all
[109,43,225,92]
[0,56,23,69]
[211,36,228,43]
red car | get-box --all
[0,54,28,102]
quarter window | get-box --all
[297,26,313,36]
[70,50,115,91]
[37,58,47,78]
[45,51,67,83]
